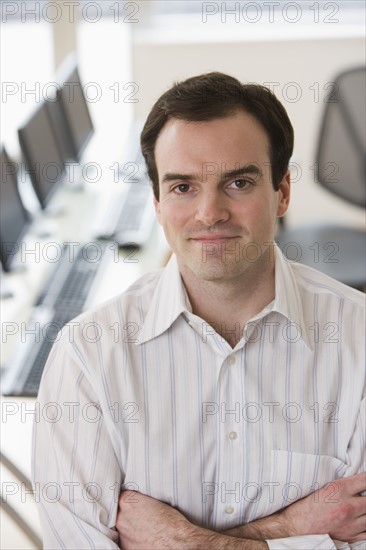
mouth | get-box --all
[190,236,239,243]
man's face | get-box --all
[154,110,290,283]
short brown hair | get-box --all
[141,72,294,200]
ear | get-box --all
[153,196,162,225]
[277,170,291,218]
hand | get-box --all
[117,491,194,549]
[281,472,366,543]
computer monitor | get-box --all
[0,146,30,272]
[51,56,94,163]
[18,100,65,209]
[45,93,75,164]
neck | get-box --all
[179,250,276,348]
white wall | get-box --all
[2,7,364,229]
[132,35,365,229]
[1,15,133,167]
[77,19,134,165]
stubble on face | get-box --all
[154,113,286,288]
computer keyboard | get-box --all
[93,121,156,247]
[94,174,156,247]
[2,243,111,396]
[114,183,150,233]
[36,243,105,309]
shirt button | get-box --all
[224,505,235,514]
[228,431,237,440]
[227,356,236,365]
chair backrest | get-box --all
[316,66,366,207]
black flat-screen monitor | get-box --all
[18,100,65,209]
[0,146,30,271]
[48,56,94,163]
[45,93,75,164]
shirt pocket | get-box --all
[267,449,348,513]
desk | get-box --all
[0,179,170,549]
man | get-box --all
[33,73,365,549]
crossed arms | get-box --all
[33,333,366,549]
[117,473,366,549]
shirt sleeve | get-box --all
[267,397,366,550]
[266,534,340,549]
[267,539,366,550]
[32,334,123,549]
[344,396,366,476]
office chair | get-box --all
[275,67,366,290]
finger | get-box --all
[349,532,366,543]
[339,472,366,495]
[350,494,366,512]
[350,514,366,532]
[342,496,366,521]
[354,495,366,514]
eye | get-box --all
[173,183,191,194]
[228,178,252,190]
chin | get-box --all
[186,257,247,282]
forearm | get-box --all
[118,474,366,550]
[117,491,268,549]
[223,510,285,540]
[222,515,341,550]
[185,523,268,549]
[223,471,366,545]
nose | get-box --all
[194,190,229,227]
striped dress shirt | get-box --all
[32,248,365,549]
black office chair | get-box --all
[276,67,366,290]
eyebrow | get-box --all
[222,163,262,180]
[162,173,195,184]
[161,163,263,184]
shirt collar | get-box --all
[138,247,313,350]
[271,246,313,350]
[138,254,191,344]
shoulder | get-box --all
[290,261,365,309]
[57,266,165,345]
